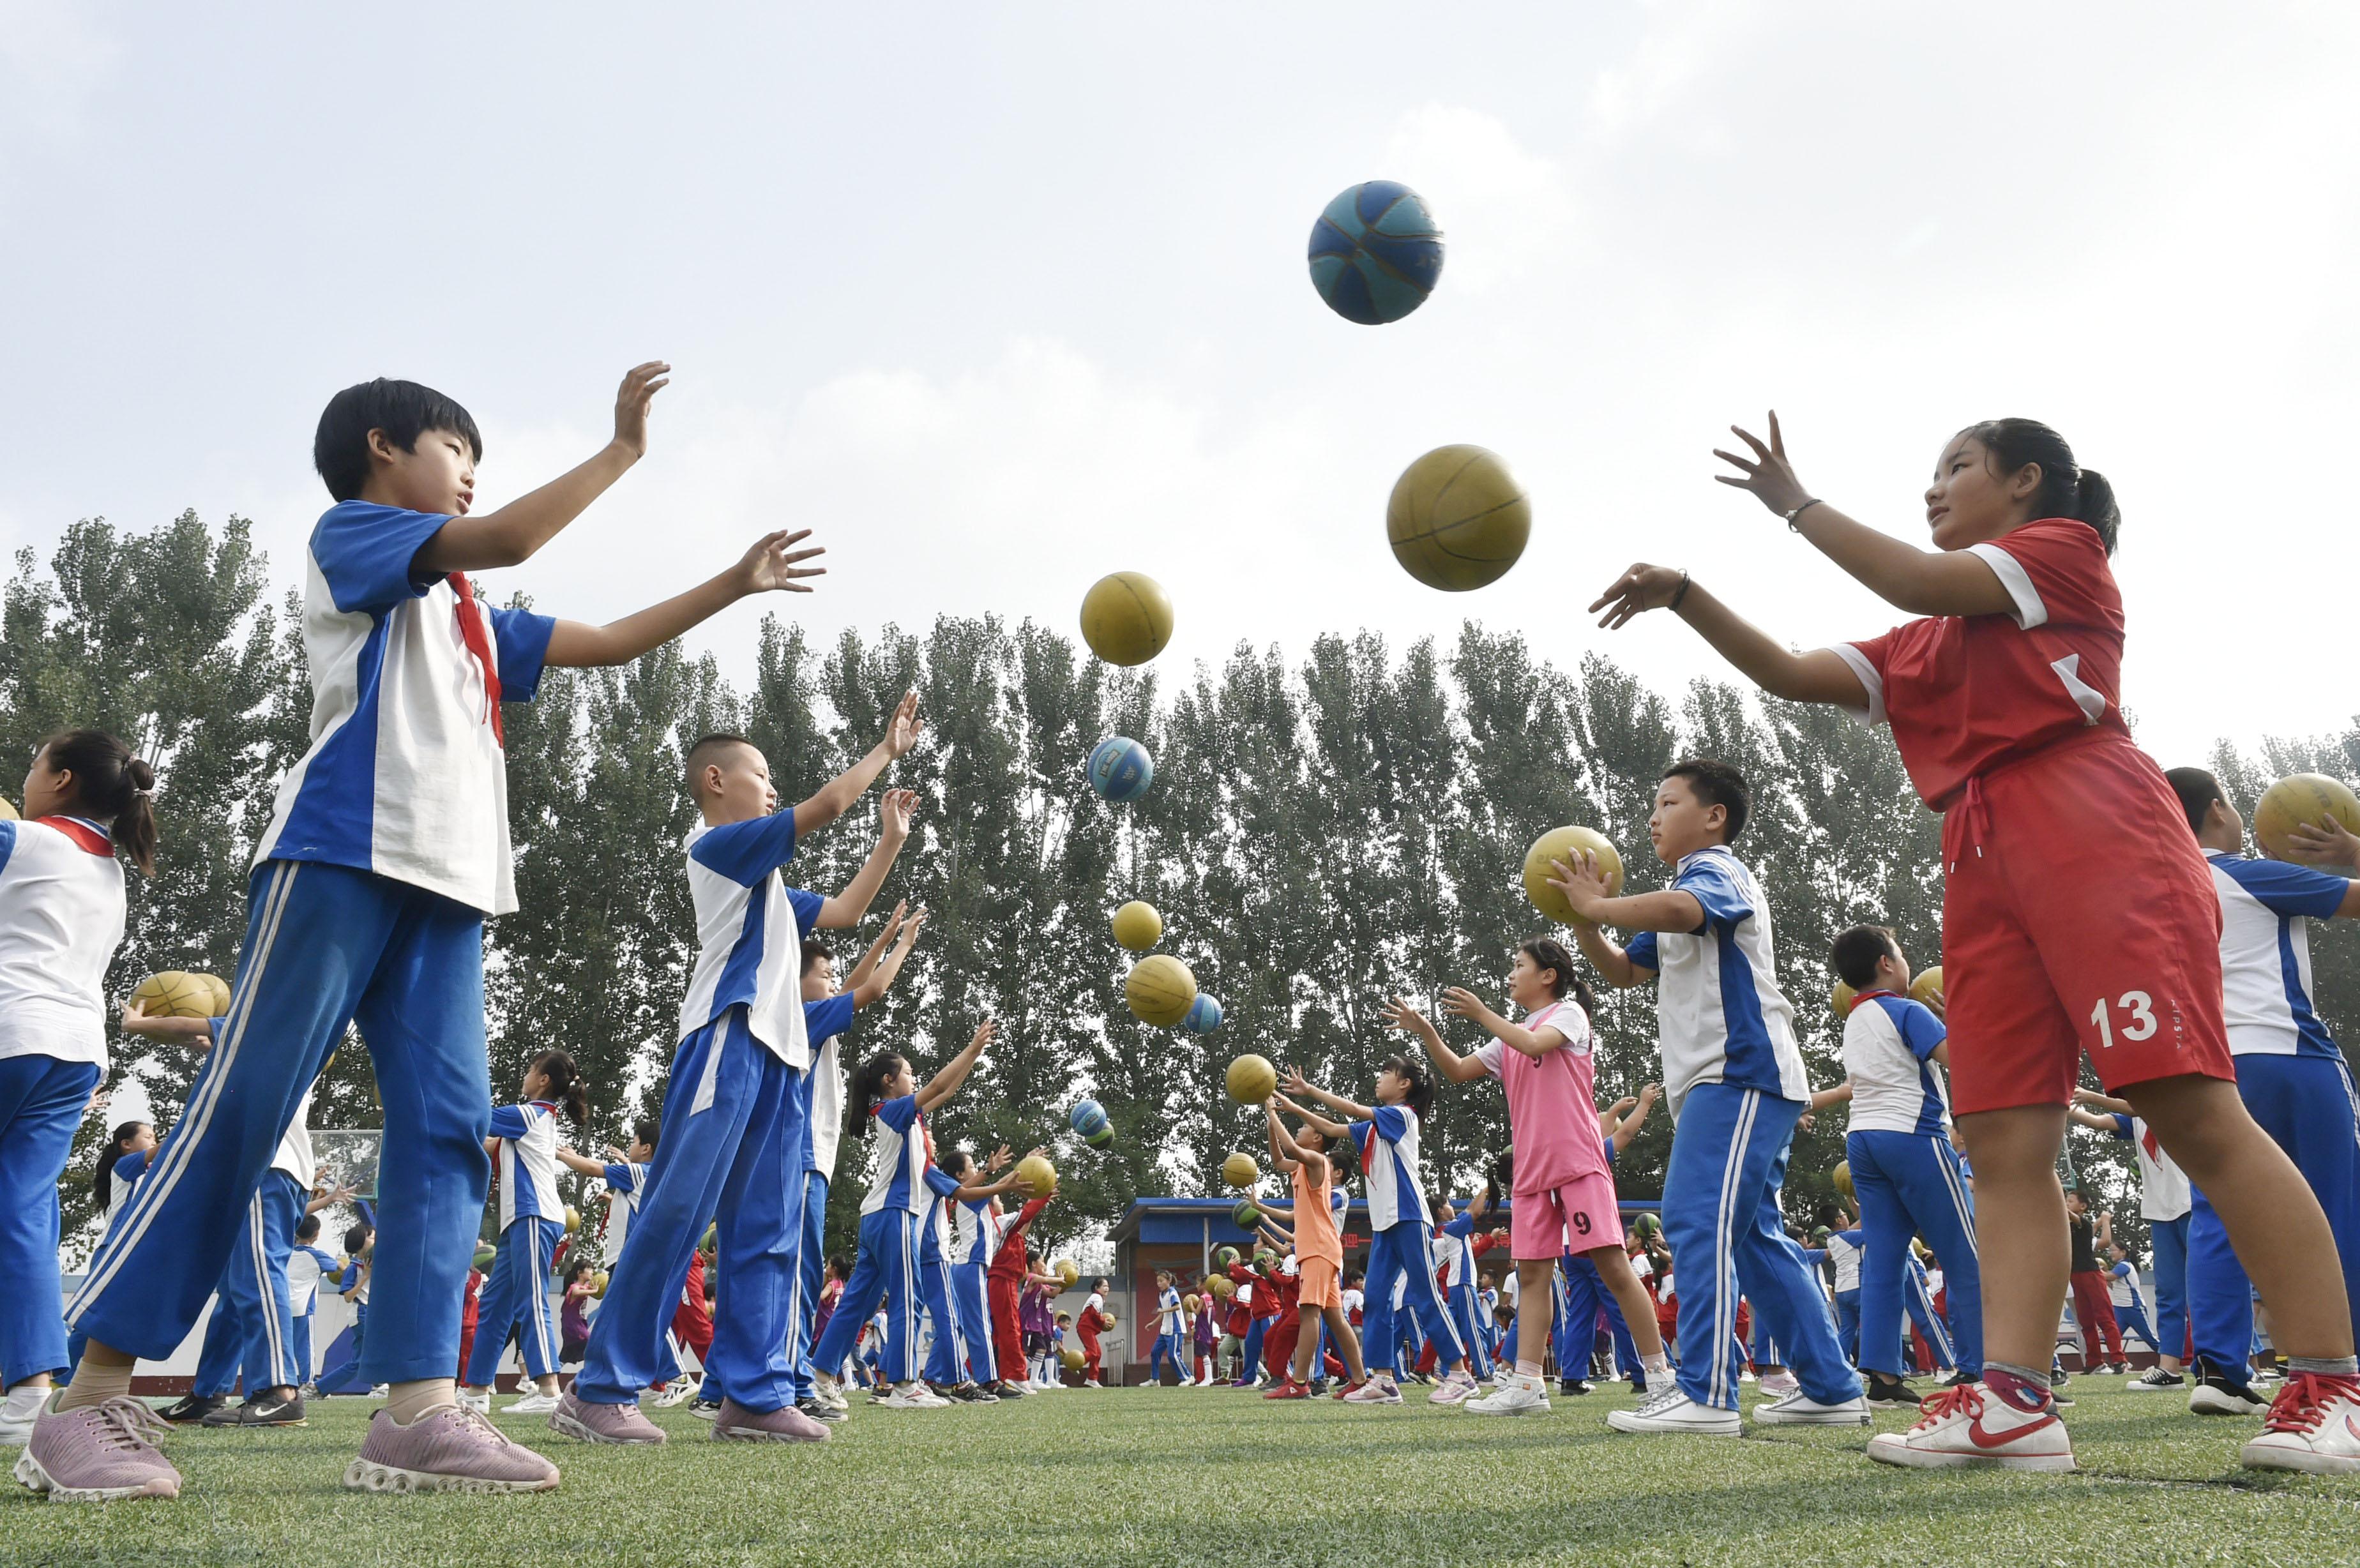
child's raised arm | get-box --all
[1382,997,1486,1082]
[794,694,923,839]
[1549,850,1705,941]
[1264,1104,1310,1171]
[820,790,918,928]
[1437,988,1571,1062]
[2066,1104,2119,1134]
[1274,1073,1363,1136]
[555,1147,607,1179]
[417,363,673,575]
[843,902,908,993]
[543,528,826,669]
[853,911,927,1009]
[916,1018,994,1113]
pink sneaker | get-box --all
[711,1399,831,1444]
[548,1392,667,1445]
[2242,1372,2360,1475]
[1866,1383,2075,1472]
[1428,1371,1480,1406]
[343,1404,561,1493]
[1342,1377,1402,1405]
[15,1396,181,1502]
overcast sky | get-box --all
[3,3,2355,774]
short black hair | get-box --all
[803,940,835,976]
[1663,757,1751,840]
[633,1115,661,1154]
[685,733,759,798]
[314,378,483,502]
[343,1222,372,1253]
[2166,767,2226,836]
[1831,924,1902,989]
[296,1214,321,1242]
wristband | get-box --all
[1668,570,1691,612]
[1784,499,1824,529]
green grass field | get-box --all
[4,1378,2356,1567]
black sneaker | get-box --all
[1864,1372,1919,1409]
[1560,1378,1592,1396]
[1306,1378,1329,1396]
[1940,1369,1978,1389]
[2128,1366,2186,1391]
[985,1380,1027,1399]
[159,1392,225,1424]
[690,1397,724,1419]
[201,1391,306,1427]
[2188,1357,2267,1416]
[796,1396,845,1424]
[937,1382,992,1404]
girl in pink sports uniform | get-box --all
[1388,937,1670,1414]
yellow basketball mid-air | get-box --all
[1126,954,1197,1027]
[1110,900,1163,952]
[1522,825,1624,926]
[1221,1152,1259,1189]
[2255,773,2360,861]
[1909,967,1945,1009]
[1833,1159,1855,1203]
[1226,1053,1278,1105]
[1080,571,1175,666]
[1386,444,1531,592]
[1016,1154,1059,1196]
[1054,1258,1080,1288]
[1062,1346,1085,1371]
[1833,979,1858,1017]
[129,971,219,1020]
[564,1206,582,1234]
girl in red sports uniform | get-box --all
[1589,414,2357,1474]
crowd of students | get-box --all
[1,381,2357,1507]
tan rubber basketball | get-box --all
[1220,1152,1259,1189]
[129,971,216,1020]
[1125,954,1197,1027]
[1225,1053,1277,1105]
[1521,825,1624,926]
[1386,444,1531,592]
[1080,571,1175,665]
[1110,900,1163,953]
[2254,773,2360,861]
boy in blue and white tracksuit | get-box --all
[558,729,919,1445]
[1436,1209,1495,1382]
[289,1217,340,1392]
[954,1194,1007,1388]
[182,1087,327,1424]
[44,368,826,1499]
[464,1094,566,1405]
[1816,924,1983,1400]
[2067,1092,2193,1385]
[2172,770,2360,1405]
[1824,1228,1865,1361]
[1561,761,1865,1432]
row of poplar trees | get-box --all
[13,513,2353,1265]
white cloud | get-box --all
[1384,104,1578,291]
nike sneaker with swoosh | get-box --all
[2239,1372,2360,1475]
[1865,1383,2075,1471]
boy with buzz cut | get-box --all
[549,743,927,1448]
[1808,924,1983,1407]
[26,365,826,1504]
[1551,757,1867,1436]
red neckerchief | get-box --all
[447,572,504,743]
[1851,988,1901,1007]
[34,817,112,856]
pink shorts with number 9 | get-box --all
[1510,1170,1625,1261]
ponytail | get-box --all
[848,1052,906,1135]
[91,1120,149,1209]
[1519,936,1599,1019]
[1956,418,2119,555]
[1381,1052,1435,1120]
[38,730,157,875]
[530,1048,589,1126]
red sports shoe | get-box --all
[2242,1372,2360,1475]
[1865,1382,2075,1472]
[1331,1380,1365,1401]
[1262,1381,1309,1401]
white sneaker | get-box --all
[1465,1374,1552,1417]
[650,1376,699,1409]
[1083,1380,1103,1390]
[1868,1382,2073,1470]
[1342,1377,1403,1405]
[458,1387,492,1413]
[877,1383,948,1410]
[1428,1370,1480,1406]
[1737,1368,1757,1383]
[1607,1385,1741,1436]
[1756,1370,1799,1396]
[368,1383,390,1400]
[2241,1373,2360,1475]
[821,1385,849,1412]
[502,1391,561,1415]
[1754,1387,1870,1426]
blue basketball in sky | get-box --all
[1087,736,1154,802]
[1070,1097,1110,1140]
[1306,181,1444,325]
[1184,994,1223,1034]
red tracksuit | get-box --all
[987,1196,1051,1383]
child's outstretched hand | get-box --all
[1589,564,1689,631]
[735,528,828,597]
[1439,988,1500,1028]
[122,999,215,1048]
[1546,850,1617,920]
[876,691,924,762]
[1381,997,1439,1039]
[612,361,670,459]
[1279,1066,1312,1098]
[2286,813,2360,871]
[1712,411,1812,516]
[969,1018,996,1054]
[879,788,919,843]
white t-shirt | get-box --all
[2109,1113,2193,1223]
[1826,1231,1865,1293]
[269,1085,316,1187]
[1840,993,1951,1135]
[253,502,554,916]
[1622,847,1809,1112]
[0,817,126,1068]
[808,1028,846,1179]
[677,818,822,1066]
[287,1246,329,1316]
[1342,1285,1364,1317]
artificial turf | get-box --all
[3,1378,2355,1567]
